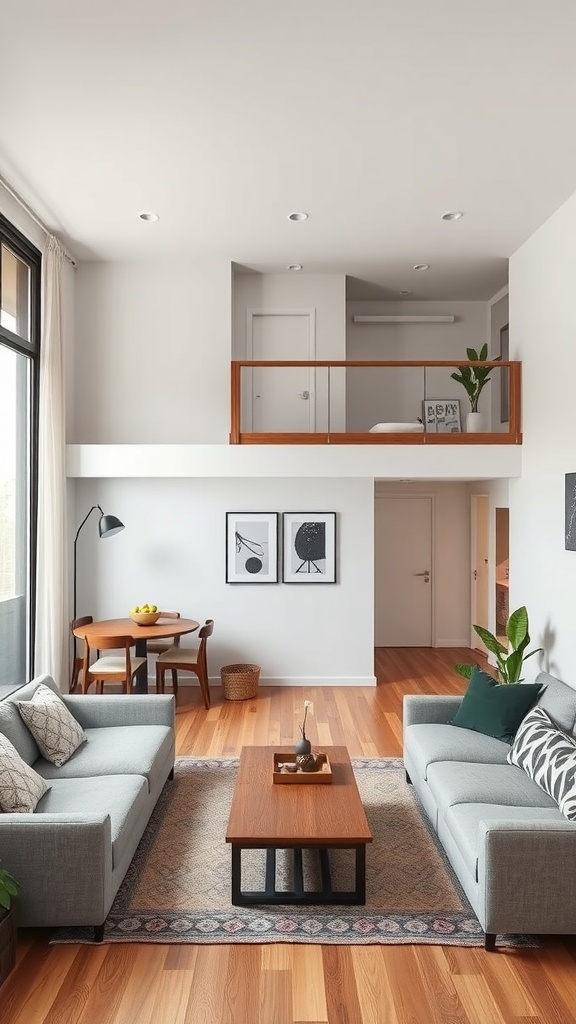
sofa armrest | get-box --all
[478,818,576,935]
[403,694,463,728]
[62,693,175,730]
[0,813,113,926]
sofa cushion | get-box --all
[507,706,576,821]
[450,668,542,742]
[0,701,40,766]
[426,761,558,819]
[0,733,50,812]
[18,684,87,767]
[404,723,510,780]
[36,774,149,869]
[535,671,576,734]
[444,802,565,880]
[35,725,173,792]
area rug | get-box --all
[52,757,535,946]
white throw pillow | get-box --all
[0,733,49,812]
[507,705,576,821]
[18,684,87,767]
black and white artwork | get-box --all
[565,474,576,551]
[282,512,336,583]
[226,512,279,583]
[422,399,462,434]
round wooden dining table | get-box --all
[73,616,200,694]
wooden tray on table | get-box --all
[272,751,333,784]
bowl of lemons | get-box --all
[129,604,161,626]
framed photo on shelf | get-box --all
[282,512,337,584]
[226,512,279,583]
[422,399,462,434]
[500,323,510,423]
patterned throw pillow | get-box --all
[507,705,576,821]
[18,684,87,767]
[0,733,49,812]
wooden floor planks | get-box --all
[3,646,576,1024]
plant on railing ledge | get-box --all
[450,344,497,412]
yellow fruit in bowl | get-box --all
[149,605,158,613]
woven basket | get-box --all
[220,663,260,701]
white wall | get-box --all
[509,187,576,686]
[346,300,490,432]
[74,475,376,687]
[71,260,232,443]
[375,480,470,646]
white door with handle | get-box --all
[247,310,316,432]
[374,495,433,646]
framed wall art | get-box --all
[422,399,462,434]
[565,474,576,551]
[282,512,337,583]
[226,512,279,583]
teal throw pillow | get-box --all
[451,668,542,742]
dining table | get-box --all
[72,616,200,694]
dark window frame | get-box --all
[0,213,42,679]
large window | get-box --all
[0,215,40,691]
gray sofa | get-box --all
[0,674,175,940]
[403,670,576,949]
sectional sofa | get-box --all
[0,674,175,940]
[403,670,576,948]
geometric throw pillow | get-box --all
[450,667,542,742]
[507,705,576,821]
[0,733,50,812]
[17,683,87,767]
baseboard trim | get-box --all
[149,675,377,689]
[435,639,469,648]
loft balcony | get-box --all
[230,360,521,445]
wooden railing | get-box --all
[230,360,521,445]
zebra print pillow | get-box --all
[507,705,576,821]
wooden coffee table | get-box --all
[225,745,372,906]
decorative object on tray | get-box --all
[273,751,332,784]
[130,605,161,625]
[295,699,313,755]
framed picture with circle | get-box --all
[226,512,279,583]
[282,512,337,583]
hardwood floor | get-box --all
[3,648,576,1024]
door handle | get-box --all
[414,571,430,583]
[299,390,310,400]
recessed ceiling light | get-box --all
[442,210,464,221]
[287,264,303,271]
[138,211,159,222]
[288,211,308,221]
[413,263,430,272]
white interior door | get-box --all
[470,494,489,653]
[248,310,315,432]
[374,495,433,646]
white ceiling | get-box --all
[2,0,576,299]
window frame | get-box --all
[0,213,41,680]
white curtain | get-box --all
[34,236,68,688]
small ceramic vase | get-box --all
[295,736,312,756]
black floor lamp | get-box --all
[71,505,125,689]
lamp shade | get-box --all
[98,514,125,539]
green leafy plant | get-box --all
[455,606,543,684]
[450,343,497,412]
[0,867,19,913]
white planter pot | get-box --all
[466,412,484,433]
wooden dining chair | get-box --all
[155,619,214,708]
[70,616,94,693]
[82,634,147,694]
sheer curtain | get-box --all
[34,236,68,688]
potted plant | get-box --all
[0,867,19,987]
[456,606,543,684]
[450,343,496,432]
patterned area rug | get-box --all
[52,757,535,946]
